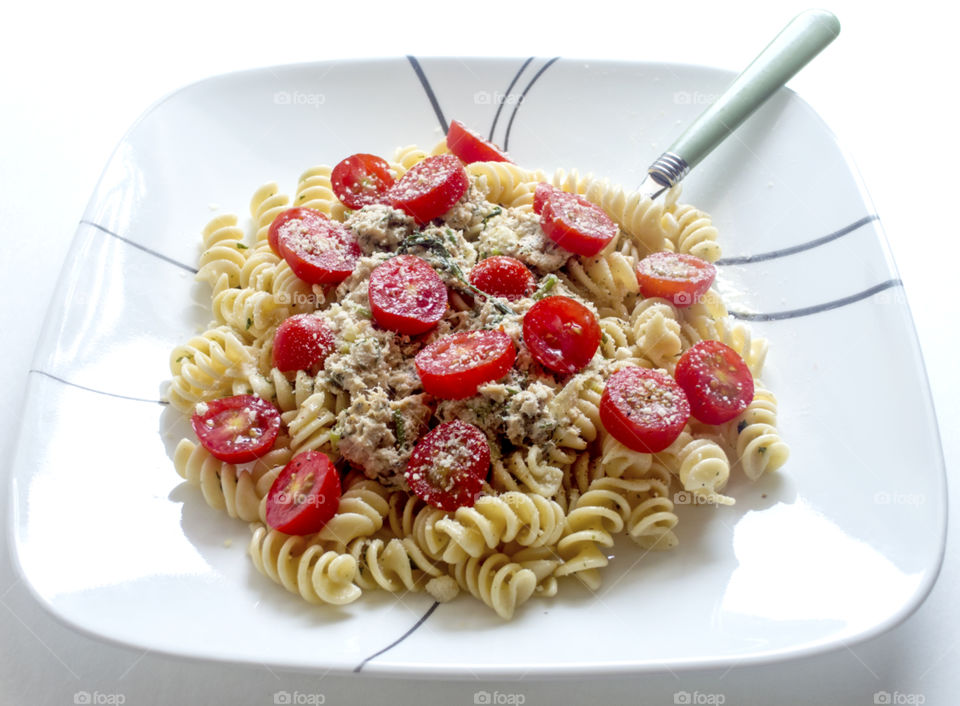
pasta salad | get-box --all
[166,121,789,620]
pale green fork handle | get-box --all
[647,9,841,189]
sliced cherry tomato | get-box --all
[468,256,535,301]
[268,207,325,257]
[415,329,516,399]
[635,251,717,308]
[331,153,395,210]
[675,340,754,424]
[272,314,335,373]
[368,255,447,335]
[388,154,468,225]
[532,182,592,216]
[191,394,281,463]
[272,208,361,285]
[600,367,690,453]
[404,421,490,511]
[446,120,510,164]
[265,451,342,535]
[522,296,600,375]
[540,191,617,256]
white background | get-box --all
[1,1,956,704]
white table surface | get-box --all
[2,1,956,704]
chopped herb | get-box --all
[737,420,748,434]
[236,242,248,250]
[506,387,520,396]
[532,274,558,300]
[330,431,340,453]
[399,233,515,315]
[175,355,188,363]
[357,306,372,319]
[480,206,502,228]
[446,228,458,245]
[758,446,767,454]
[245,317,253,330]
[392,410,406,448]
[601,332,610,345]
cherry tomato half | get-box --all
[446,120,510,164]
[532,182,592,216]
[415,329,516,399]
[539,190,618,257]
[191,394,282,463]
[331,153,396,210]
[368,255,447,335]
[675,340,754,424]
[272,314,335,374]
[635,251,717,308]
[265,451,342,535]
[404,421,491,511]
[522,296,600,375]
[388,154,468,225]
[468,256,535,301]
[272,208,361,285]
[600,367,690,453]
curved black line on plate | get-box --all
[353,601,439,673]
[717,214,879,266]
[29,369,169,405]
[729,279,902,321]
[406,56,447,134]
[489,57,534,142]
[80,220,198,274]
[503,57,560,151]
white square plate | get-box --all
[9,57,946,676]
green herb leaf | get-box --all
[236,242,248,250]
[532,274,558,300]
[392,410,406,448]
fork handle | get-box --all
[648,9,841,188]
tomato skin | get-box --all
[635,251,717,308]
[522,296,600,375]
[600,367,690,453]
[265,451,342,535]
[272,314,335,373]
[331,153,395,210]
[675,340,754,424]
[191,394,282,463]
[273,209,361,285]
[368,255,447,335]
[446,120,510,164]
[415,329,516,399]
[388,154,469,225]
[404,421,490,511]
[468,256,535,301]
[540,191,618,257]
[532,183,592,216]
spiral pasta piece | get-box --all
[466,162,542,208]
[630,298,684,371]
[314,476,391,549]
[668,204,722,263]
[728,386,789,480]
[248,524,361,605]
[431,492,566,563]
[599,433,653,478]
[249,183,290,244]
[346,536,443,593]
[212,285,289,342]
[550,372,603,451]
[672,433,734,505]
[168,326,257,413]
[173,439,290,522]
[562,250,639,316]
[294,164,338,217]
[196,214,247,291]
[281,388,338,452]
[490,446,564,498]
[450,553,538,620]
